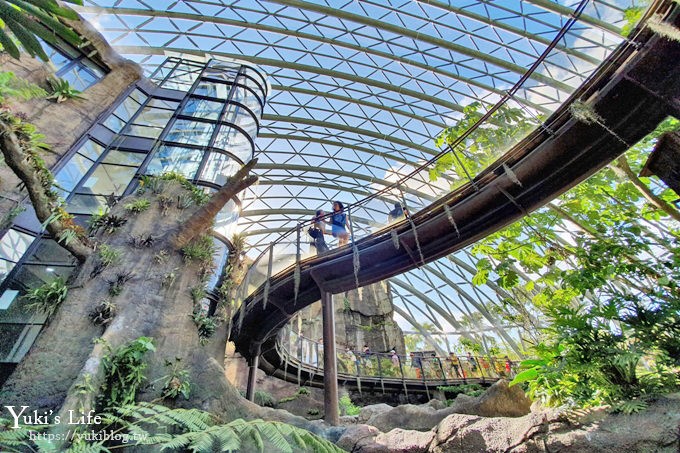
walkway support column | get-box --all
[246,343,261,402]
[321,290,339,425]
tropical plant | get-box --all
[22,276,68,318]
[107,271,133,297]
[97,244,121,267]
[123,197,151,214]
[97,336,155,409]
[254,390,275,408]
[0,0,82,61]
[431,101,538,186]
[181,234,216,265]
[88,299,116,326]
[432,98,680,410]
[46,76,83,102]
[338,395,361,416]
[156,358,191,400]
[88,210,127,234]
[0,85,91,262]
[191,311,218,344]
[0,71,45,103]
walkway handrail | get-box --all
[277,327,518,384]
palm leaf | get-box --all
[6,0,80,45]
[0,2,49,60]
[19,0,81,19]
[0,0,82,60]
[0,24,20,58]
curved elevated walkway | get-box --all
[231,3,680,387]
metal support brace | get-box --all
[321,290,340,425]
[497,185,528,216]
[245,343,261,402]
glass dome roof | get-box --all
[78,0,634,353]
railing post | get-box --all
[321,290,339,425]
[377,353,385,394]
[437,356,447,384]
[478,355,486,383]
[398,355,408,399]
[245,342,261,402]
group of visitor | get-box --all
[308,201,410,254]
[308,201,349,254]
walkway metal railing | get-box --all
[277,327,518,386]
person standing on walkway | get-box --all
[328,201,350,246]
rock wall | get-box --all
[296,281,405,353]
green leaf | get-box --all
[508,368,539,386]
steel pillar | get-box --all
[245,343,261,402]
[321,290,339,425]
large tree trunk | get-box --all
[0,118,92,262]
[1,174,319,444]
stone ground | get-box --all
[333,381,680,452]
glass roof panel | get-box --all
[80,0,634,349]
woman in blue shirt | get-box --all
[328,200,349,246]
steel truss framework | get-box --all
[80,0,632,351]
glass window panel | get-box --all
[147,99,179,110]
[54,153,95,194]
[194,80,230,99]
[0,289,19,310]
[161,63,202,91]
[81,164,136,195]
[77,140,105,161]
[103,150,146,166]
[39,42,70,70]
[81,59,105,79]
[182,98,223,120]
[204,65,239,82]
[231,85,246,105]
[165,119,215,146]
[0,230,33,264]
[103,114,125,133]
[213,199,239,239]
[243,87,263,113]
[0,229,34,284]
[112,98,142,124]
[0,260,14,285]
[129,89,148,105]
[126,124,164,139]
[0,324,43,363]
[147,145,203,178]
[206,239,229,291]
[213,125,253,162]
[223,104,258,138]
[244,67,267,95]
[67,194,107,215]
[132,107,174,128]
[237,75,265,102]
[61,65,97,92]
[201,152,240,185]
[24,240,73,265]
